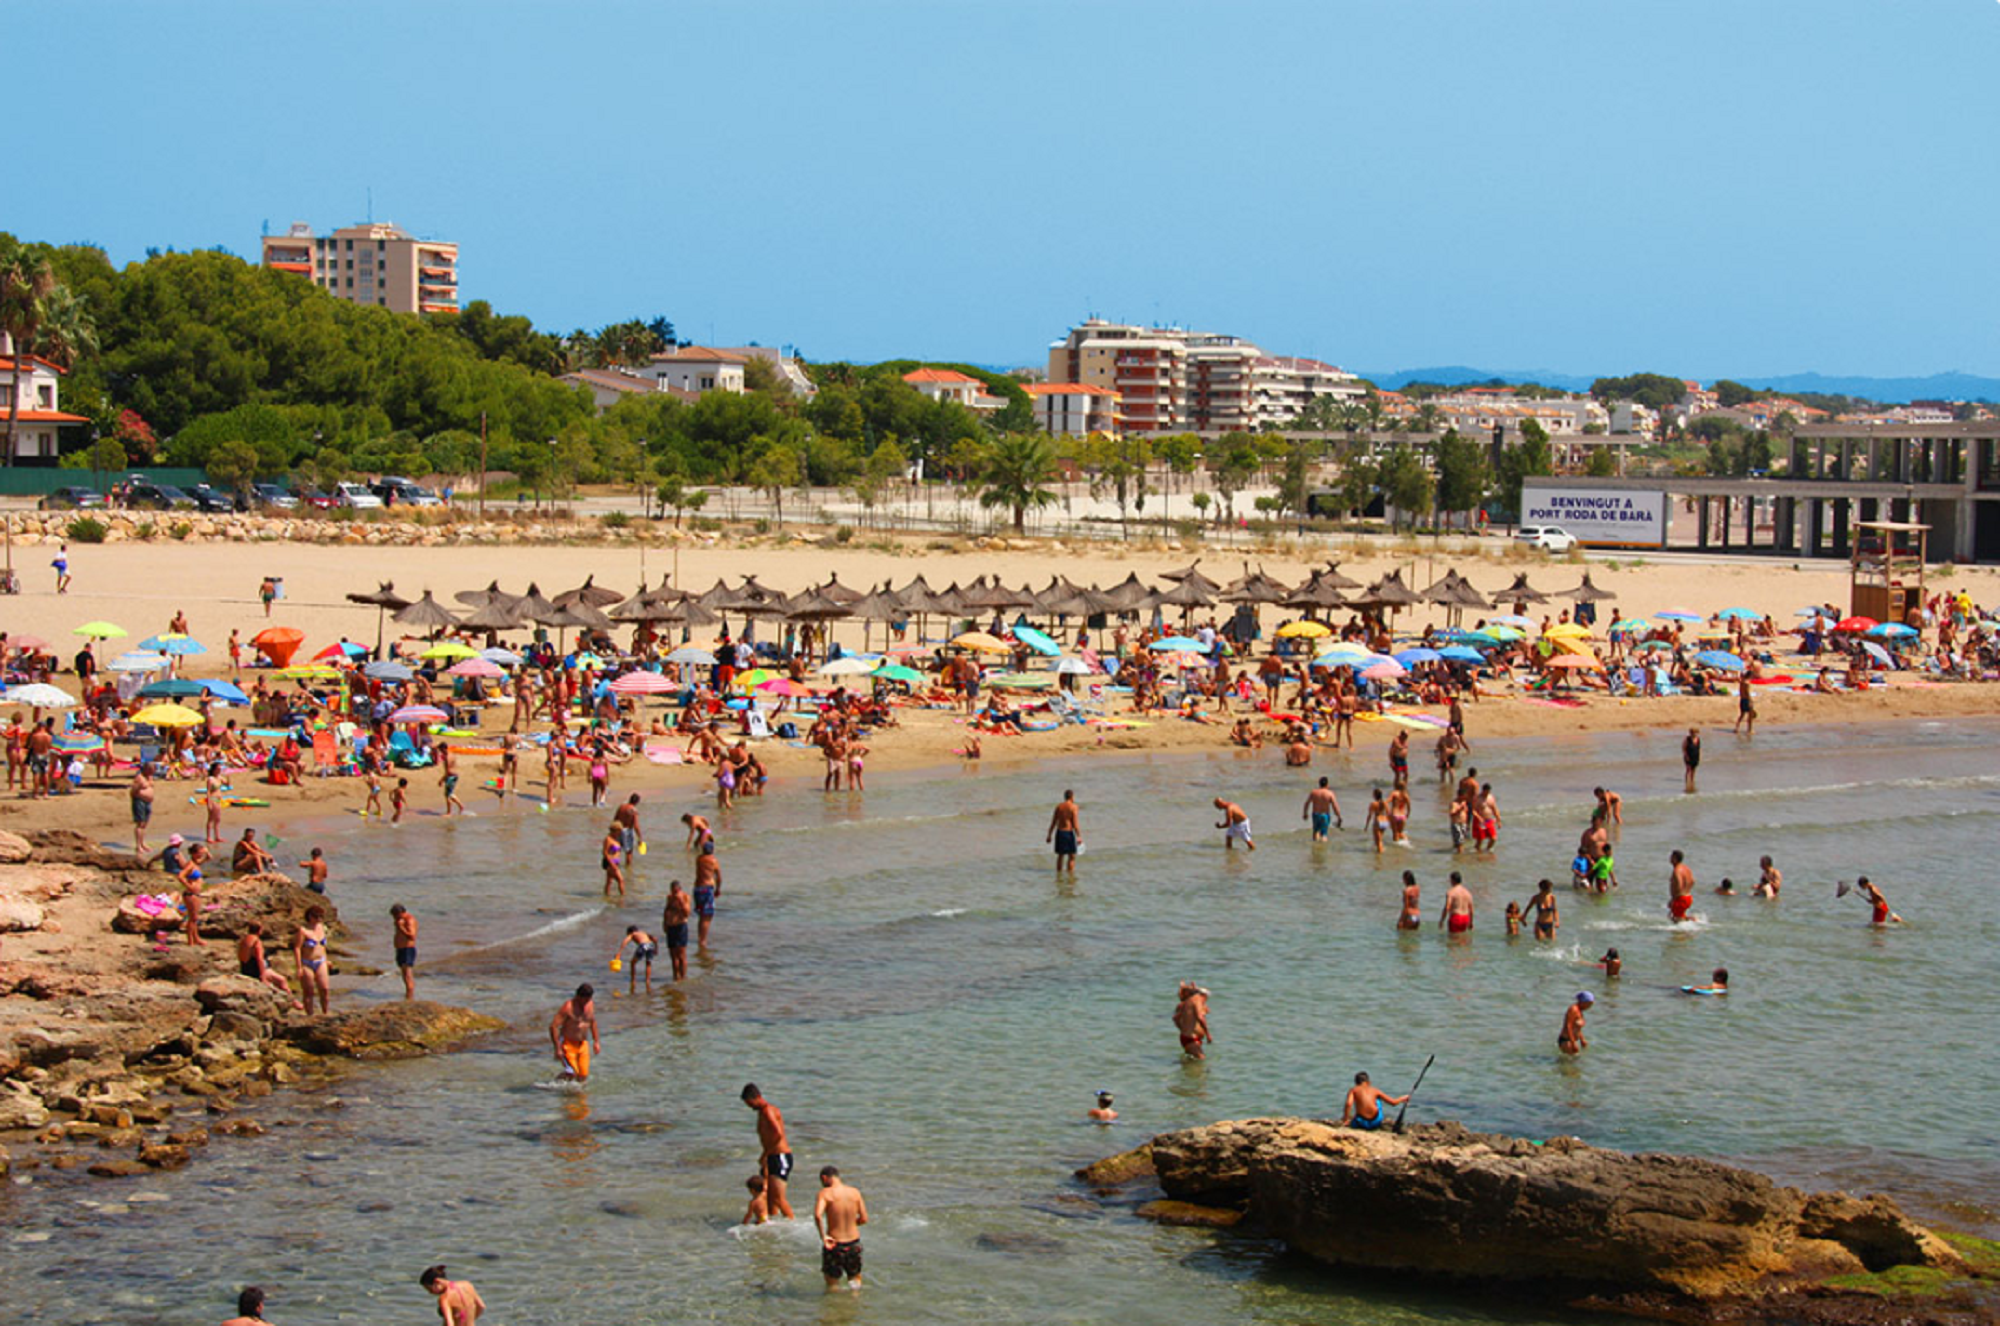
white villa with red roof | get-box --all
[0,334,90,464]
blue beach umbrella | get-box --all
[1488,614,1536,629]
[1716,607,1761,621]
[199,679,251,704]
[1012,626,1061,656]
[363,659,415,682]
[1444,629,1499,647]
[1393,647,1442,667]
[1866,623,1916,640]
[141,634,207,656]
[1438,645,1486,663]
[1692,650,1744,671]
[1609,618,1650,633]
[1151,636,1207,653]
[480,647,524,666]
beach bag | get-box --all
[774,722,798,739]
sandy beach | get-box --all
[6,531,1999,846]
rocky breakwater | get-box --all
[0,828,501,1184]
[1080,1118,1998,1323]
[10,508,712,548]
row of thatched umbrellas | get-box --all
[344,562,1617,654]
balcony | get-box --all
[267,260,312,275]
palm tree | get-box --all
[33,285,96,373]
[0,241,56,469]
[976,432,1058,534]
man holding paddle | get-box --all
[1339,1071,1410,1131]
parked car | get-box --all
[123,481,195,510]
[186,483,236,513]
[334,482,384,510]
[37,486,107,511]
[1515,525,1577,552]
[290,486,338,510]
[369,477,443,507]
[251,483,298,510]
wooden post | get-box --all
[477,411,488,521]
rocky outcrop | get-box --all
[1122,1118,1974,1312]
[275,1001,504,1060]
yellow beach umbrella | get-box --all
[951,631,1011,653]
[1544,622,1594,640]
[131,702,206,727]
[419,641,479,662]
[732,668,779,691]
[278,664,343,681]
[75,621,128,639]
[1275,620,1331,639]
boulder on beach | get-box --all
[276,1001,504,1060]
[1136,1118,1970,1304]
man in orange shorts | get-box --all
[1667,849,1695,923]
[550,983,600,1082]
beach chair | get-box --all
[745,708,773,740]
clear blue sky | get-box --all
[17,0,2000,379]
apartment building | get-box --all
[1427,388,1606,438]
[0,336,89,464]
[1046,320,1189,434]
[1021,382,1121,437]
[261,222,459,315]
[1048,320,1359,433]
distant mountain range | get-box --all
[1356,366,2000,404]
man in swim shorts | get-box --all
[1339,1071,1409,1130]
[438,742,464,818]
[1173,981,1212,1059]
[661,880,691,981]
[1047,789,1081,873]
[615,925,657,991]
[1668,849,1695,922]
[742,1083,795,1217]
[550,984,599,1082]
[1387,731,1410,789]
[391,903,418,1000]
[613,793,644,864]
[1856,876,1901,926]
[1439,872,1474,934]
[693,845,721,945]
[1303,777,1342,842]
[1213,798,1254,852]
[814,1165,870,1291]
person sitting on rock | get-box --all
[1340,1071,1409,1131]
[231,827,275,877]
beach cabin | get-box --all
[1849,519,1926,626]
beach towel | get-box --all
[643,746,685,765]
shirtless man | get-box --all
[232,827,275,877]
[1366,788,1389,855]
[1667,849,1696,923]
[1592,786,1623,827]
[1303,777,1342,842]
[814,1166,871,1292]
[1434,728,1464,784]
[1387,731,1410,789]
[742,1084,795,1218]
[1284,735,1311,767]
[1213,798,1254,852]
[295,846,330,895]
[1734,676,1756,736]
[1521,878,1560,940]
[1047,789,1081,873]
[1559,991,1593,1054]
[130,763,154,856]
[1438,871,1474,935]
[1333,685,1357,748]
[661,880,692,980]
[1339,1070,1409,1131]
[221,1285,273,1325]
[1397,871,1422,930]
[1856,876,1902,926]
[419,1265,485,1326]
[391,903,418,999]
[613,793,644,865]
[550,984,600,1082]
[1087,1091,1118,1122]
[438,742,464,817]
[1754,855,1781,899]
[693,845,722,945]
[1472,783,1500,852]
[681,811,713,852]
[1386,786,1412,847]
[1173,981,1212,1059]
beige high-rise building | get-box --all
[261,222,459,315]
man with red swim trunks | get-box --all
[1438,872,1475,934]
[1668,849,1696,923]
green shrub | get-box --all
[170,521,194,541]
[600,511,631,530]
[133,521,157,541]
[64,516,108,543]
[753,518,771,535]
[835,525,855,544]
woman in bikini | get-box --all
[293,905,331,1016]
[178,844,211,947]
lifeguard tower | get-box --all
[1849,519,1927,625]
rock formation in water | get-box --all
[1081,1118,1995,1322]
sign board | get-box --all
[1519,486,1667,547]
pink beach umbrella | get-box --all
[754,678,816,697]
[387,704,449,724]
[609,671,674,695]
[1361,661,1405,682]
[447,657,504,679]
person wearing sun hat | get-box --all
[1559,991,1594,1055]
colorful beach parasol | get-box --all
[131,703,205,727]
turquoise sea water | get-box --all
[5,719,1999,1324]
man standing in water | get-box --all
[1734,675,1757,736]
[1668,849,1696,923]
[693,843,722,946]
[1682,727,1701,793]
[742,1084,795,1218]
[1047,789,1081,873]
[1439,871,1475,935]
[613,793,644,865]
[1559,991,1593,1054]
[1213,798,1254,851]
[1173,981,1213,1059]
[1303,777,1342,842]
[438,741,465,818]
[550,984,600,1083]
[661,880,691,980]
[814,1166,871,1292]
[1339,1071,1410,1130]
